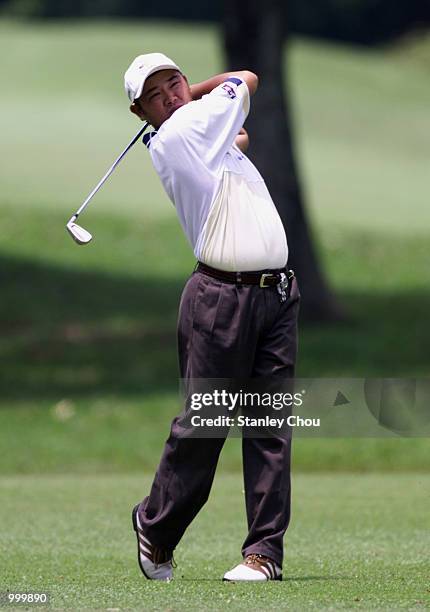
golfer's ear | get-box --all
[130,102,146,121]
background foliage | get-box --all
[0,0,429,44]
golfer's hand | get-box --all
[235,128,249,153]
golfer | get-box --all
[125,53,300,582]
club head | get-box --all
[66,221,93,245]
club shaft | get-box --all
[73,122,149,220]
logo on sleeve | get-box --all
[222,82,237,99]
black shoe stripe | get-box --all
[132,505,152,580]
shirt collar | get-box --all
[142,130,157,149]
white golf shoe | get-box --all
[132,505,175,581]
[223,553,282,581]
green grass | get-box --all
[0,473,428,610]
[1,397,429,474]
[0,22,429,236]
[0,21,429,611]
[0,19,429,474]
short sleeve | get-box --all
[157,76,250,175]
[199,76,250,169]
[206,76,250,134]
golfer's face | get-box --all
[135,69,192,128]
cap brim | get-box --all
[133,62,181,102]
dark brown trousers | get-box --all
[137,269,300,567]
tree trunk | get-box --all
[223,0,343,321]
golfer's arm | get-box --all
[235,128,249,153]
[190,70,258,100]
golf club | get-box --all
[66,121,149,244]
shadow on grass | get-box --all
[284,575,352,582]
[1,254,429,402]
[178,575,351,582]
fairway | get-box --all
[1,473,428,610]
[1,19,429,611]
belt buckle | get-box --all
[259,273,273,288]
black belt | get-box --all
[196,262,294,287]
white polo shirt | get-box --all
[143,76,288,272]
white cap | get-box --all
[124,53,181,102]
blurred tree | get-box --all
[290,0,430,44]
[224,0,341,321]
[1,0,428,44]
[2,0,428,43]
